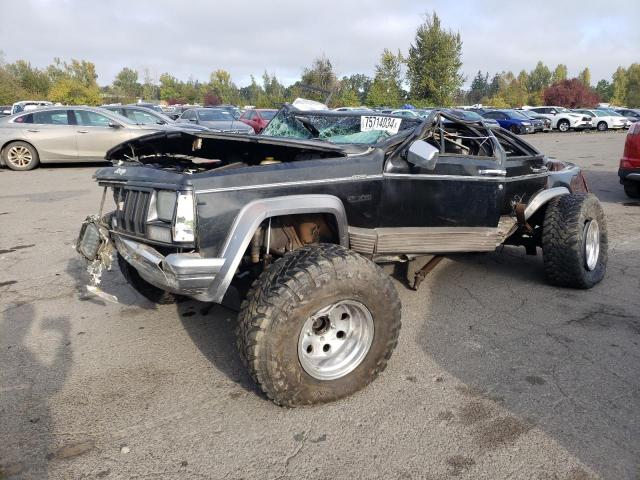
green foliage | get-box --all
[595,79,611,102]
[112,67,141,102]
[611,67,628,105]
[366,49,405,107]
[528,61,552,93]
[300,55,337,103]
[552,64,568,83]
[467,70,489,104]
[578,67,591,87]
[626,64,640,108]
[406,12,463,106]
[49,77,101,105]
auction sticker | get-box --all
[360,115,402,134]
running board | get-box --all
[349,217,517,255]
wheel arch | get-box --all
[0,138,40,167]
[205,194,349,303]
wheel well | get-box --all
[0,139,39,164]
[257,213,340,258]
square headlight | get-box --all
[156,190,177,222]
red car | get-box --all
[619,121,640,198]
[239,109,277,133]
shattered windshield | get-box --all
[261,108,421,145]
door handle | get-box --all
[77,130,89,133]
[478,169,506,176]
[530,166,548,174]
[27,129,40,132]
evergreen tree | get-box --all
[406,12,463,105]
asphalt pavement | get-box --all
[1,130,638,479]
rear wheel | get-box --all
[237,244,401,406]
[3,141,39,171]
[597,121,608,132]
[557,120,570,132]
[624,182,640,199]
[542,193,607,288]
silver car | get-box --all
[176,108,254,134]
[0,106,168,171]
[101,105,211,132]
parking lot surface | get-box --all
[1,131,639,479]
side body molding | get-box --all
[204,194,349,303]
[524,187,570,220]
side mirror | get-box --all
[407,140,439,170]
[189,118,197,123]
[108,122,121,128]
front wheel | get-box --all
[542,193,607,288]
[557,120,570,132]
[597,121,608,132]
[237,244,401,406]
[510,125,521,134]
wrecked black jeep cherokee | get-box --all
[76,106,607,406]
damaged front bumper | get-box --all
[76,217,224,301]
[113,235,224,297]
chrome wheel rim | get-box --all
[584,219,600,271]
[559,122,569,132]
[7,146,32,168]
[298,300,374,381]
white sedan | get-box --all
[573,109,630,131]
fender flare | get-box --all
[205,194,349,303]
[523,187,570,220]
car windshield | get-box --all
[555,107,570,113]
[198,109,232,121]
[261,108,421,145]
[260,110,277,120]
[505,110,530,120]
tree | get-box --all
[208,69,239,104]
[159,73,184,103]
[261,71,286,107]
[528,61,552,93]
[626,63,640,108]
[366,49,405,106]
[578,67,591,87]
[552,64,568,84]
[543,78,599,108]
[300,55,337,103]
[4,60,50,98]
[48,77,101,105]
[595,79,611,103]
[112,67,141,101]
[141,68,159,101]
[341,74,372,105]
[467,70,489,104]
[406,12,463,105]
[610,67,628,105]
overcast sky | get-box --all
[1,0,637,88]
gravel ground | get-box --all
[1,130,638,480]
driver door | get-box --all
[377,125,506,254]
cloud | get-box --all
[0,0,638,87]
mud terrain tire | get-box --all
[542,193,607,288]
[237,243,401,406]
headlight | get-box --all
[173,191,195,243]
[522,122,531,126]
[147,224,173,243]
[156,190,177,222]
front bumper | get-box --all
[114,235,224,298]
[573,120,593,130]
[618,168,640,184]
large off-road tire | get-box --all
[542,193,607,289]
[117,253,178,304]
[623,182,640,199]
[237,243,401,406]
[3,141,40,170]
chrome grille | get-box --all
[115,188,151,236]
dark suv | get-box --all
[76,107,607,406]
